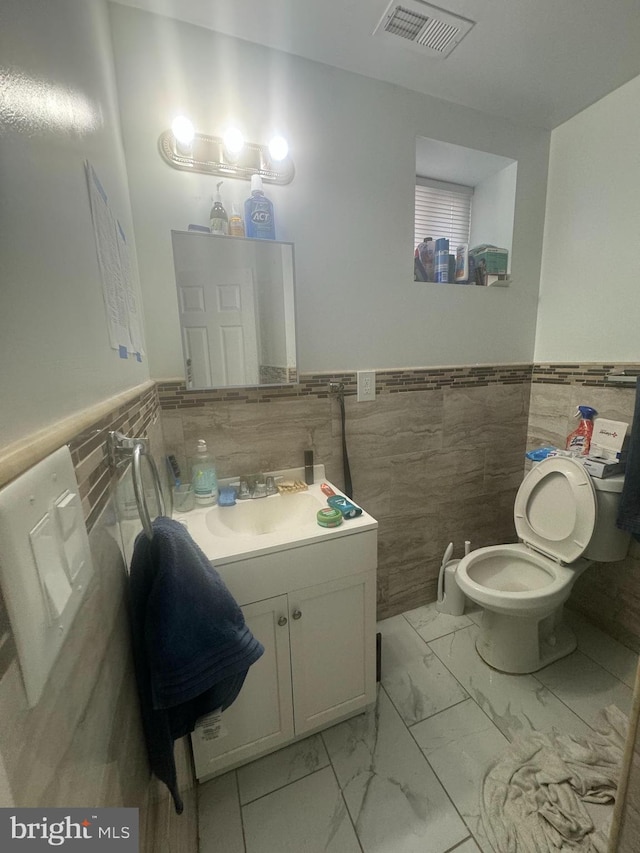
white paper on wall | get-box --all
[85,161,144,359]
[116,219,145,358]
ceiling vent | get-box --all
[373,1,475,58]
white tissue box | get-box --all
[590,418,628,461]
[583,457,626,478]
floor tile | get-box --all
[237,734,329,805]
[451,840,482,853]
[428,625,591,741]
[198,771,244,853]
[412,699,509,853]
[467,609,483,627]
[565,609,639,688]
[242,766,360,853]
[534,649,633,727]
[322,686,468,853]
[378,615,468,725]
[403,602,472,642]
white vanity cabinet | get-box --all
[191,528,377,782]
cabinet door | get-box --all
[191,595,294,780]
[289,571,376,735]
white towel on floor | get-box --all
[481,705,627,853]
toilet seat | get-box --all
[514,457,597,564]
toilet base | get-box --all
[474,607,577,674]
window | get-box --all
[414,177,473,250]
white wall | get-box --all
[108,4,551,377]
[469,162,518,266]
[0,0,147,448]
[535,73,640,362]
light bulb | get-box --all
[171,115,195,145]
[268,135,289,162]
[223,127,244,157]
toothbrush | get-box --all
[166,454,181,486]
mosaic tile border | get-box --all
[532,363,640,386]
[68,384,159,532]
[157,364,534,409]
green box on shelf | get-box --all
[470,246,509,275]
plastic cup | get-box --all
[173,483,195,513]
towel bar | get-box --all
[108,431,165,540]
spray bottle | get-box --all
[565,406,598,457]
[210,182,228,235]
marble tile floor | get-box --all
[198,604,637,853]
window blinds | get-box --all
[414,177,472,250]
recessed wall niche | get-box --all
[415,136,517,283]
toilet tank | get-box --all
[584,474,630,562]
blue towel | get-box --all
[129,517,264,813]
[617,377,640,541]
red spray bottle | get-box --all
[565,406,597,456]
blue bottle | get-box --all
[244,174,275,240]
[435,238,450,282]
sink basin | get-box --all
[206,491,323,538]
[174,467,377,564]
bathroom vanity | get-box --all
[179,469,377,782]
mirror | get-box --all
[171,231,297,389]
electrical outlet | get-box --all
[357,370,376,402]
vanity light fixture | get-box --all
[223,126,245,160]
[159,120,294,184]
[268,135,289,162]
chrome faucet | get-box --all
[265,476,278,496]
[237,474,277,499]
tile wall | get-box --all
[159,364,532,619]
[527,363,640,653]
[0,384,197,852]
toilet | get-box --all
[455,456,630,674]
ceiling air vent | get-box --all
[373,1,475,58]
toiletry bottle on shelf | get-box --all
[415,237,435,281]
[191,439,218,505]
[435,238,450,282]
[210,182,228,235]
[229,203,245,237]
[244,174,275,240]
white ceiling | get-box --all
[111,0,640,129]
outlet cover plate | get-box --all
[357,371,376,402]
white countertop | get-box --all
[173,466,378,566]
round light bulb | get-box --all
[223,127,244,156]
[268,135,289,162]
[171,115,195,145]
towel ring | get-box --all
[108,431,166,540]
[132,442,165,540]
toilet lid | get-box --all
[514,457,597,563]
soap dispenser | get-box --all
[191,439,218,506]
[210,182,229,236]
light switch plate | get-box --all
[0,446,94,707]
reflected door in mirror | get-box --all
[171,232,298,389]
[177,268,259,387]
